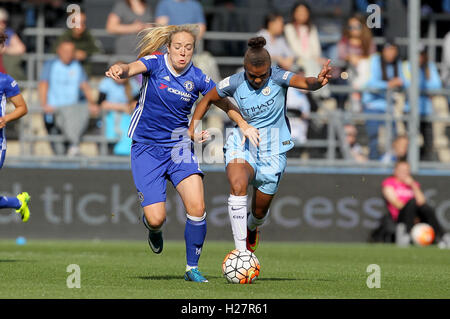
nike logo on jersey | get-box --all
[159,84,168,89]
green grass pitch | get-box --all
[0,239,449,299]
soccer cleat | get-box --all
[148,230,163,254]
[142,215,163,254]
[246,227,260,252]
[15,192,30,222]
[184,268,208,282]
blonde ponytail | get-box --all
[137,24,200,58]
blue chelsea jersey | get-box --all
[216,66,295,156]
[0,73,20,152]
[128,53,215,146]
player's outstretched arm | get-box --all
[0,94,28,129]
[289,59,333,91]
[105,60,147,80]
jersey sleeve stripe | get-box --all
[128,75,149,139]
[1,94,6,150]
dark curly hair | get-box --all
[244,36,271,67]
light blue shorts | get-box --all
[224,131,287,195]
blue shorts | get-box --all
[131,142,204,207]
[0,149,5,169]
[224,133,287,195]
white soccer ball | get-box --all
[222,249,260,284]
[411,223,435,246]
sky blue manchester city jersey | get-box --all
[216,66,294,156]
[128,53,215,146]
[0,73,20,153]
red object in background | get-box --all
[0,55,6,73]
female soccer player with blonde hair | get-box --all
[106,24,259,282]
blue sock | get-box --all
[0,196,21,209]
[184,213,207,268]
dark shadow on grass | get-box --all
[0,260,36,263]
[134,275,336,282]
[258,277,336,282]
[135,275,224,281]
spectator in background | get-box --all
[362,41,403,160]
[401,47,442,161]
[297,0,353,61]
[381,134,408,164]
[335,14,375,111]
[53,10,101,76]
[382,160,450,248]
[0,8,25,56]
[39,41,99,156]
[342,123,367,162]
[341,13,375,67]
[98,62,140,156]
[155,0,206,40]
[106,0,153,57]
[440,31,450,101]
[45,0,73,28]
[256,12,295,71]
[286,85,311,145]
[284,1,324,78]
[0,8,26,80]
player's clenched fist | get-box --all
[105,64,125,80]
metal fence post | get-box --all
[407,0,421,173]
[385,89,394,159]
[36,5,45,82]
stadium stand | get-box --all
[0,0,450,172]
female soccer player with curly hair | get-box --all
[106,24,258,282]
[189,36,332,253]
